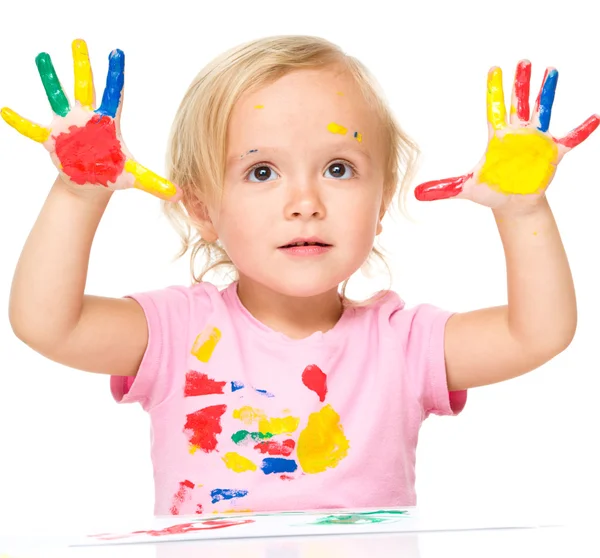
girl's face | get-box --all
[208,66,387,298]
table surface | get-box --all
[1,524,597,558]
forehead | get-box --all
[227,67,384,156]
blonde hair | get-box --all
[163,35,419,303]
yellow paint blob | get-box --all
[189,445,199,455]
[1,107,50,142]
[222,452,257,473]
[258,415,300,435]
[336,91,344,96]
[487,67,506,130]
[232,406,300,434]
[125,159,179,200]
[72,39,94,109]
[254,105,264,109]
[478,129,558,195]
[297,404,349,474]
[232,406,266,425]
[354,132,362,142]
[327,122,347,135]
[190,325,222,362]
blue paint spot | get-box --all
[210,488,248,504]
[248,149,258,154]
[231,381,245,392]
[255,388,274,398]
[537,69,558,133]
[261,458,298,475]
[354,132,358,138]
[96,49,125,118]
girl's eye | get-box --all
[247,165,280,182]
[324,162,355,180]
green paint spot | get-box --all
[35,53,69,117]
[311,510,409,526]
[231,430,273,444]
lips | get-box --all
[279,237,331,248]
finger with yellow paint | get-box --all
[0,107,50,143]
[72,39,95,110]
[487,67,507,132]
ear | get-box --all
[376,220,383,235]
[187,196,219,243]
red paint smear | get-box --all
[54,115,125,186]
[183,404,227,452]
[94,519,256,540]
[254,439,295,456]
[184,370,226,397]
[302,364,327,402]
[557,115,600,149]
[280,475,294,481]
[533,68,549,116]
[514,60,531,121]
[414,173,471,201]
[196,504,204,514]
[170,479,195,515]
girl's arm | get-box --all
[10,176,148,376]
[443,198,575,390]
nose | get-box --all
[284,182,326,220]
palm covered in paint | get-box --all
[1,39,180,201]
[414,60,600,208]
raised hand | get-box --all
[414,60,599,208]
[1,39,180,201]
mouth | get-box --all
[278,237,332,249]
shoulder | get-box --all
[349,290,452,343]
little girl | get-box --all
[4,36,597,517]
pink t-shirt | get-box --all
[110,281,466,516]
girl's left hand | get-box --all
[414,60,600,209]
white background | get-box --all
[0,0,598,535]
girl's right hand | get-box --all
[1,39,181,202]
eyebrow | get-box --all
[227,145,372,166]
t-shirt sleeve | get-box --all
[110,285,193,412]
[395,302,467,417]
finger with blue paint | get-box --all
[533,68,558,132]
[96,48,125,119]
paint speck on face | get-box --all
[254,105,264,109]
[327,122,348,135]
[354,131,362,142]
[336,91,344,96]
[240,149,259,159]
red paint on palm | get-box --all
[414,173,471,201]
[254,439,295,456]
[302,364,328,402]
[184,371,226,397]
[53,114,125,186]
[183,404,227,452]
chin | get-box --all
[262,269,354,299]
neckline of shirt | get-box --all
[223,281,356,345]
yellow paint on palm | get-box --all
[487,68,506,130]
[72,39,94,109]
[190,325,222,362]
[124,159,179,200]
[327,122,347,135]
[1,107,50,142]
[297,404,349,474]
[222,452,257,473]
[258,415,300,435]
[479,129,558,195]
